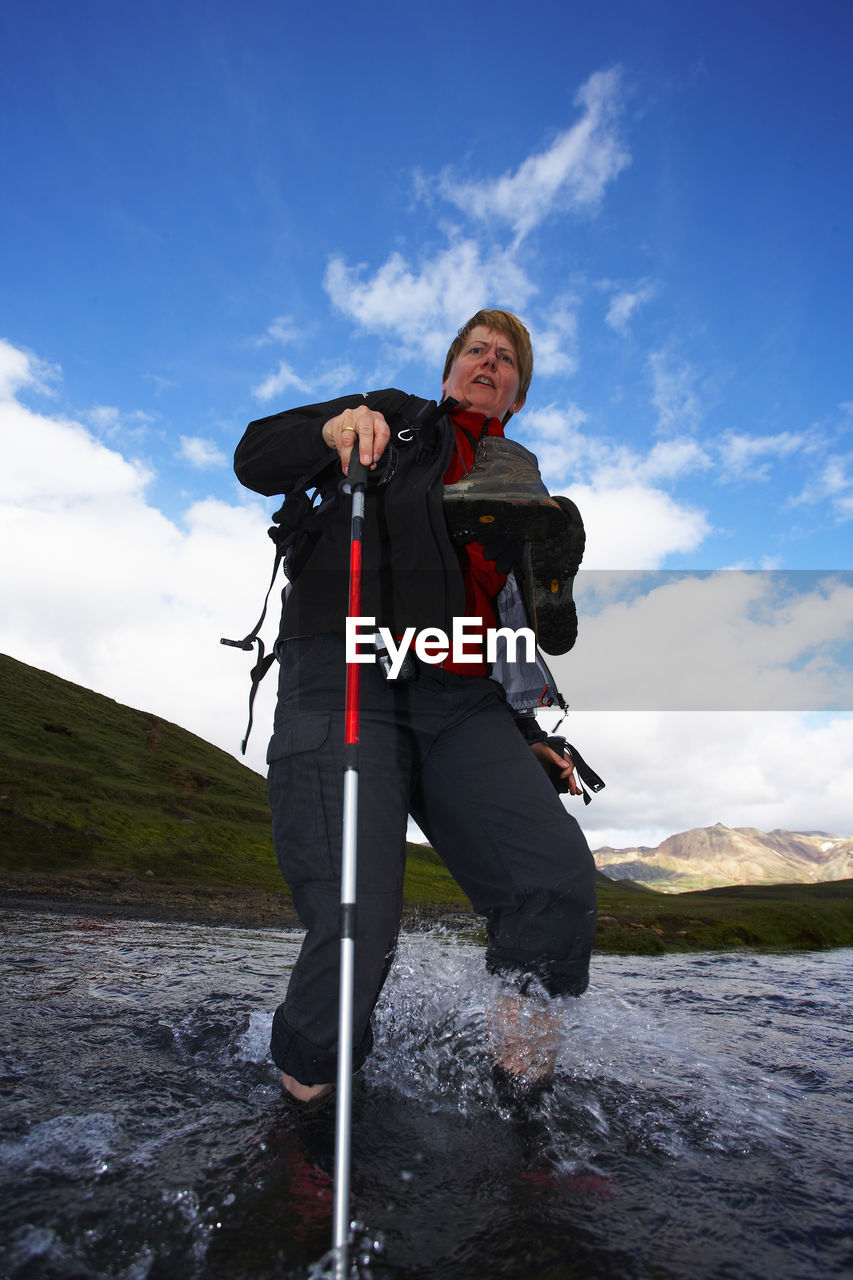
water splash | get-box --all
[1,911,850,1280]
[367,933,791,1164]
[306,1223,388,1280]
[0,1112,117,1177]
[235,1008,275,1063]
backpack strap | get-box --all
[220,553,282,755]
[546,736,606,804]
[220,451,338,754]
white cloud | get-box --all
[321,70,630,369]
[0,340,276,776]
[648,349,704,436]
[566,483,711,568]
[604,279,659,335]
[556,571,853,710]
[523,403,589,441]
[325,240,535,365]
[313,363,360,393]
[518,404,712,567]
[793,454,853,522]
[820,458,851,496]
[251,315,316,404]
[438,68,630,242]
[529,298,581,377]
[0,338,61,398]
[0,387,153,505]
[252,355,360,407]
[85,404,122,432]
[717,429,809,482]
[567,709,853,850]
[577,437,711,489]
[252,360,312,403]
[522,407,706,491]
[517,403,590,492]
[142,372,176,395]
[178,436,228,469]
[637,437,711,483]
[258,314,303,347]
[83,404,155,441]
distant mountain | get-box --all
[595,822,853,892]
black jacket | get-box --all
[234,389,562,745]
[234,389,472,640]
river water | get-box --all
[0,909,850,1280]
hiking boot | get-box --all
[516,494,585,655]
[445,436,554,504]
[444,437,561,544]
[444,437,586,654]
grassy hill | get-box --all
[2,653,852,951]
[593,876,853,954]
[0,653,472,923]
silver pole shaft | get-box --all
[333,768,358,1276]
[332,479,365,1279]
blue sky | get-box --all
[1,0,851,847]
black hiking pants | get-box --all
[267,635,597,1085]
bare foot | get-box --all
[490,993,561,1084]
[281,1072,334,1104]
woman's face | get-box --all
[442,325,525,421]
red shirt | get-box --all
[442,407,508,676]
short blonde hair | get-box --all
[442,309,534,405]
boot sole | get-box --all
[445,497,585,655]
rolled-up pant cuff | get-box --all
[270,1005,374,1085]
[484,888,597,997]
[485,946,593,998]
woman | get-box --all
[234,309,597,1110]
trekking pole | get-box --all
[332,452,368,1280]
